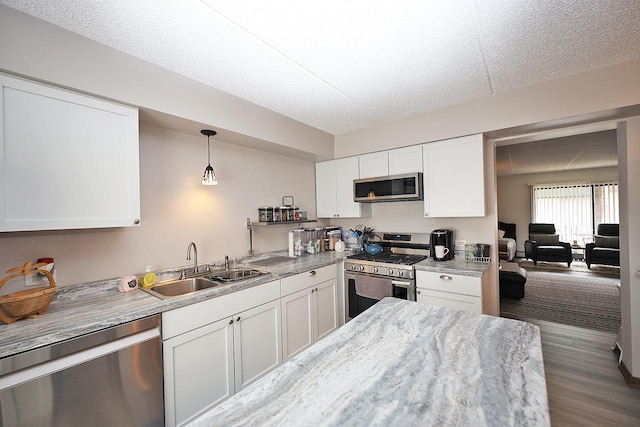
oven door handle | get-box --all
[391,279,413,289]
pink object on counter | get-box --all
[118,275,138,293]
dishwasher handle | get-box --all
[0,326,160,392]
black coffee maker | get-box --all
[430,229,454,261]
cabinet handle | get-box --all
[311,288,315,293]
[315,287,318,292]
[424,213,429,217]
[309,270,316,276]
[439,275,453,281]
[229,319,234,325]
[237,316,241,322]
[417,289,421,294]
[134,219,140,224]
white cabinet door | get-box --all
[233,299,282,391]
[314,278,338,341]
[423,134,485,218]
[389,146,423,174]
[0,75,140,231]
[281,287,314,361]
[282,278,339,361]
[315,160,337,218]
[316,157,370,218]
[163,318,234,427]
[336,157,369,218]
[359,152,389,178]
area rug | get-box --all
[517,259,620,278]
[500,271,621,333]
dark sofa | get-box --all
[585,223,620,268]
[524,223,572,267]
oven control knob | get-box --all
[372,267,378,273]
[387,269,393,276]
[397,270,404,277]
[358,265,365,272]
[350,264,356,270]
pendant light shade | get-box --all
[201,129,218,185]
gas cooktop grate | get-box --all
[347,252,427,265]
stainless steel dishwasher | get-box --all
[0,315,163,427]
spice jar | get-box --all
[258,207,272,222]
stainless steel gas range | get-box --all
[344,233,429,319]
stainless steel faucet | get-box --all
[225,255,230,270]
[187,242,198,275]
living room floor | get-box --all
[501,259,638,425]
[523,318,640,426]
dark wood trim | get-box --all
[619,360,640,388]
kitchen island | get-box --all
[189,298,549,426]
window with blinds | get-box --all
[532,182,619,245]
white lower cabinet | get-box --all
[281,265,338,361]
[162,280,281,427]
[163,317,234,427]
[416,270,483,314]
[162,264,342,425]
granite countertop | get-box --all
[415,258,491,277]
[189,297,549,427]
[0,250,346,359]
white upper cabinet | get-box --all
[388,145,423,175]
[0,75,140,232]
[358,152,389,178]
[422,134,485,217]
[359,146,423,178]
[315,157,371,218]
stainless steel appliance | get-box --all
[0,315,163,427]
[353,173,423,202]
[344,233,429,318]
[430,229,454,261]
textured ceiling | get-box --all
[2,1,640,135]
[496,130,618,176]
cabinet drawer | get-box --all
[416,270,482,297]
[162,280,280,339]
[280,265,337,296]
[418,289,482,314]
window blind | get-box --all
[532,182,619,245]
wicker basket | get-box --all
[0,261,58,324]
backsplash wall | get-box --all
[0,125,318,292]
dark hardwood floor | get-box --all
[519,318,640,426]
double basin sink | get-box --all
[142,268,266,300]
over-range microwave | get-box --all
[353,172,423,202]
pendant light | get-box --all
[201,129,218,185]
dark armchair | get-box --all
[585,224,620,268]
[524,223,572,267]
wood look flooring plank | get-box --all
[504,317,640,426]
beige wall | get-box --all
[497,166,619,254]
[0,125,318,291]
